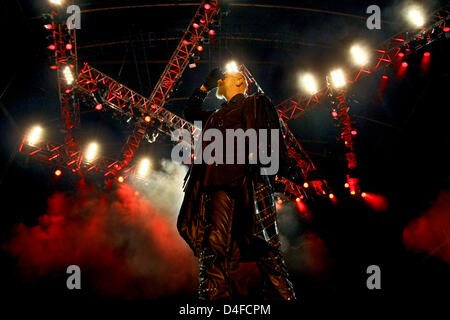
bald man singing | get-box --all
[178,67,301,300]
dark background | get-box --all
[0,0,449,313]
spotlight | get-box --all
[204,3,211,10]
[344,183,349,188]
[296,197,300,202]
[332,110,338,118]
[95,104,103,110]
[277,199,283,205]
[330,69,346,88]
[225,61,239,73]
[63,66,74,85]
[44,24,53,30]
[209,29,216,35]
[138,158,151,177]
[49,0,63,6]
[27,126,43,145]
[350,44,370,66]
[85,142,98,162]
[303,182,309,188]
[196,45,204,52]
[351,130,357,136]
[65,43,73,50]
[444,27,450,32]
[406,6,425,27]
[54,169,62,176]
[193,23,199,29]
[424,52,430,57]
[382,75,388,79]
[401,62,408,68]
[350,190,356,195]
[117,176,124,183]
[144,115,151,123]
[361,192,367,198]
[182,39,190,45]
[48,44,56,50]
[299,73,318,95]
[329,193,335,199]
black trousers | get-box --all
[198,182,296,300]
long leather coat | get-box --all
[177,90,300,257]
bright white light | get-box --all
[299,73,318,95]
[27,126,42,145]
[350,44,369,66]
[85,142,98,162]
[330,69,346,88]
[138,158,151,177]
[225,61,239,74]
[63,66,74,85]
[407,6,425,27]
[49,0,63,5]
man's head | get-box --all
[216,71,248,101]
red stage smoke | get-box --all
[402,189,450,265]
[4,181,197,298]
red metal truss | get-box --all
[329,89,360,195]
[149,0,220,106]
[47,11,79,151]
[77,1,219,172]
[76,63,201,140]
[275,4,450,121]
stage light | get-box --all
[225,61,239,74]
[50,65,57,70]
[406,6,425,27]
[361,192,367,198]
[193,23,199,29]
[382,75,388,79]
[332,110,338,118]
[200,18,206,24]
[344,183,349,188]
[277,199,283,205]
[182,39,189,45]
[209,29,215,35]
[49,0,63,5]
[27,126,42,145]
[65,89,71,94]
[44,24,53,30]
[303,182,309,188]
[85,142,98,162]
[95,104,103,110]
[398,52,405,59]
[197,45,204,52]
[63,66,74,85]
[296,197,300,202]
[299,73,318,95]
[66,43,72,50]
[424,52,430,57]
[350,44,369,66]
[144,115,151,122]
[351,130,357,136]
[330,69,346,88]
[350,190,356,195]
[444,27,450,32]
[118,176,124,183]
[329,193,335,199]
[48,44,56,50]
[138,158,151,177]
[54,169,62,176]
[401,62,408,68]
[204,3,211,10]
